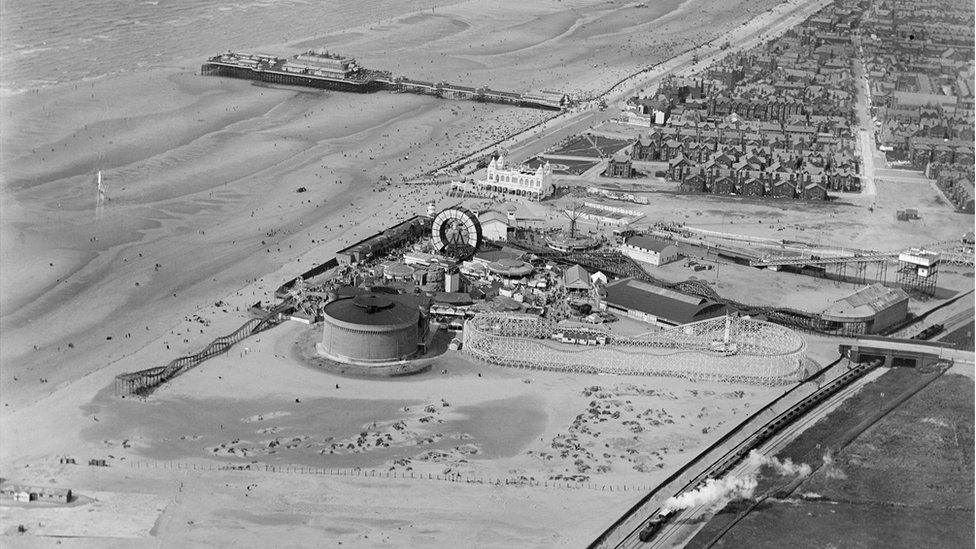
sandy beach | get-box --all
[1,318,786,546]
[0,0,911,545]
[0,0,796,409]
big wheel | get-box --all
[431,207,482,261]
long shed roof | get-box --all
[603,279,726,325]
[822,283,908,321]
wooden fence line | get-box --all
[124,460,650,492]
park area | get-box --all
[549,135,631,158]
[525,156,599,175]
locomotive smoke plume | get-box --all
[662,475,758,512]
[662,451,814,513]
[747,450,812,477]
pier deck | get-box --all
[201,51,568,111]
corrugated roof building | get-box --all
[821,284,909,335]
[601,278,727,327]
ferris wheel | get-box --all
[431,207,482,261]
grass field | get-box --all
[549,135,630,158]
[526,156,599,175]
[803,372,974,508]
[941,321,975,351]
[687,369,975,549]
[697,500,973,549]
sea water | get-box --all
[1,0,460,95]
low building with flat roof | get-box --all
[0,484,72,504]
[820,283,909,335]
[601,278,727,327]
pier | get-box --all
[201,50,569,111]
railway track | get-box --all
[634,367,883,548]
[591,359,880,548]
[931,308,976,340]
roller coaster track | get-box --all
[462,313,808,386]
[590,358,884,548]
[115,299,294,397]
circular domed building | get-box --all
[487,258,535,279]
[545,231,599,253]
[383,263,415,282]
[317,293,429,364]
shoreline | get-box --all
[0,0,471,99]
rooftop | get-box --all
[603,279,727,325]
[822,284,909,321]
[336,215,431,257]
[323,293,421,327]
[488,258,535,277]
[478,210,509,225]
[624,235,676,253]
[474,248,523,264]
[563,264,591,290]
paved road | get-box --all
[851,36,880,198]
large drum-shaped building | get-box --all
[317,293,428,363]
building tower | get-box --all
[896,248,940,295]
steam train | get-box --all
[911,323,944,340]
[638,509,676,542]
[635,359,881,543]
